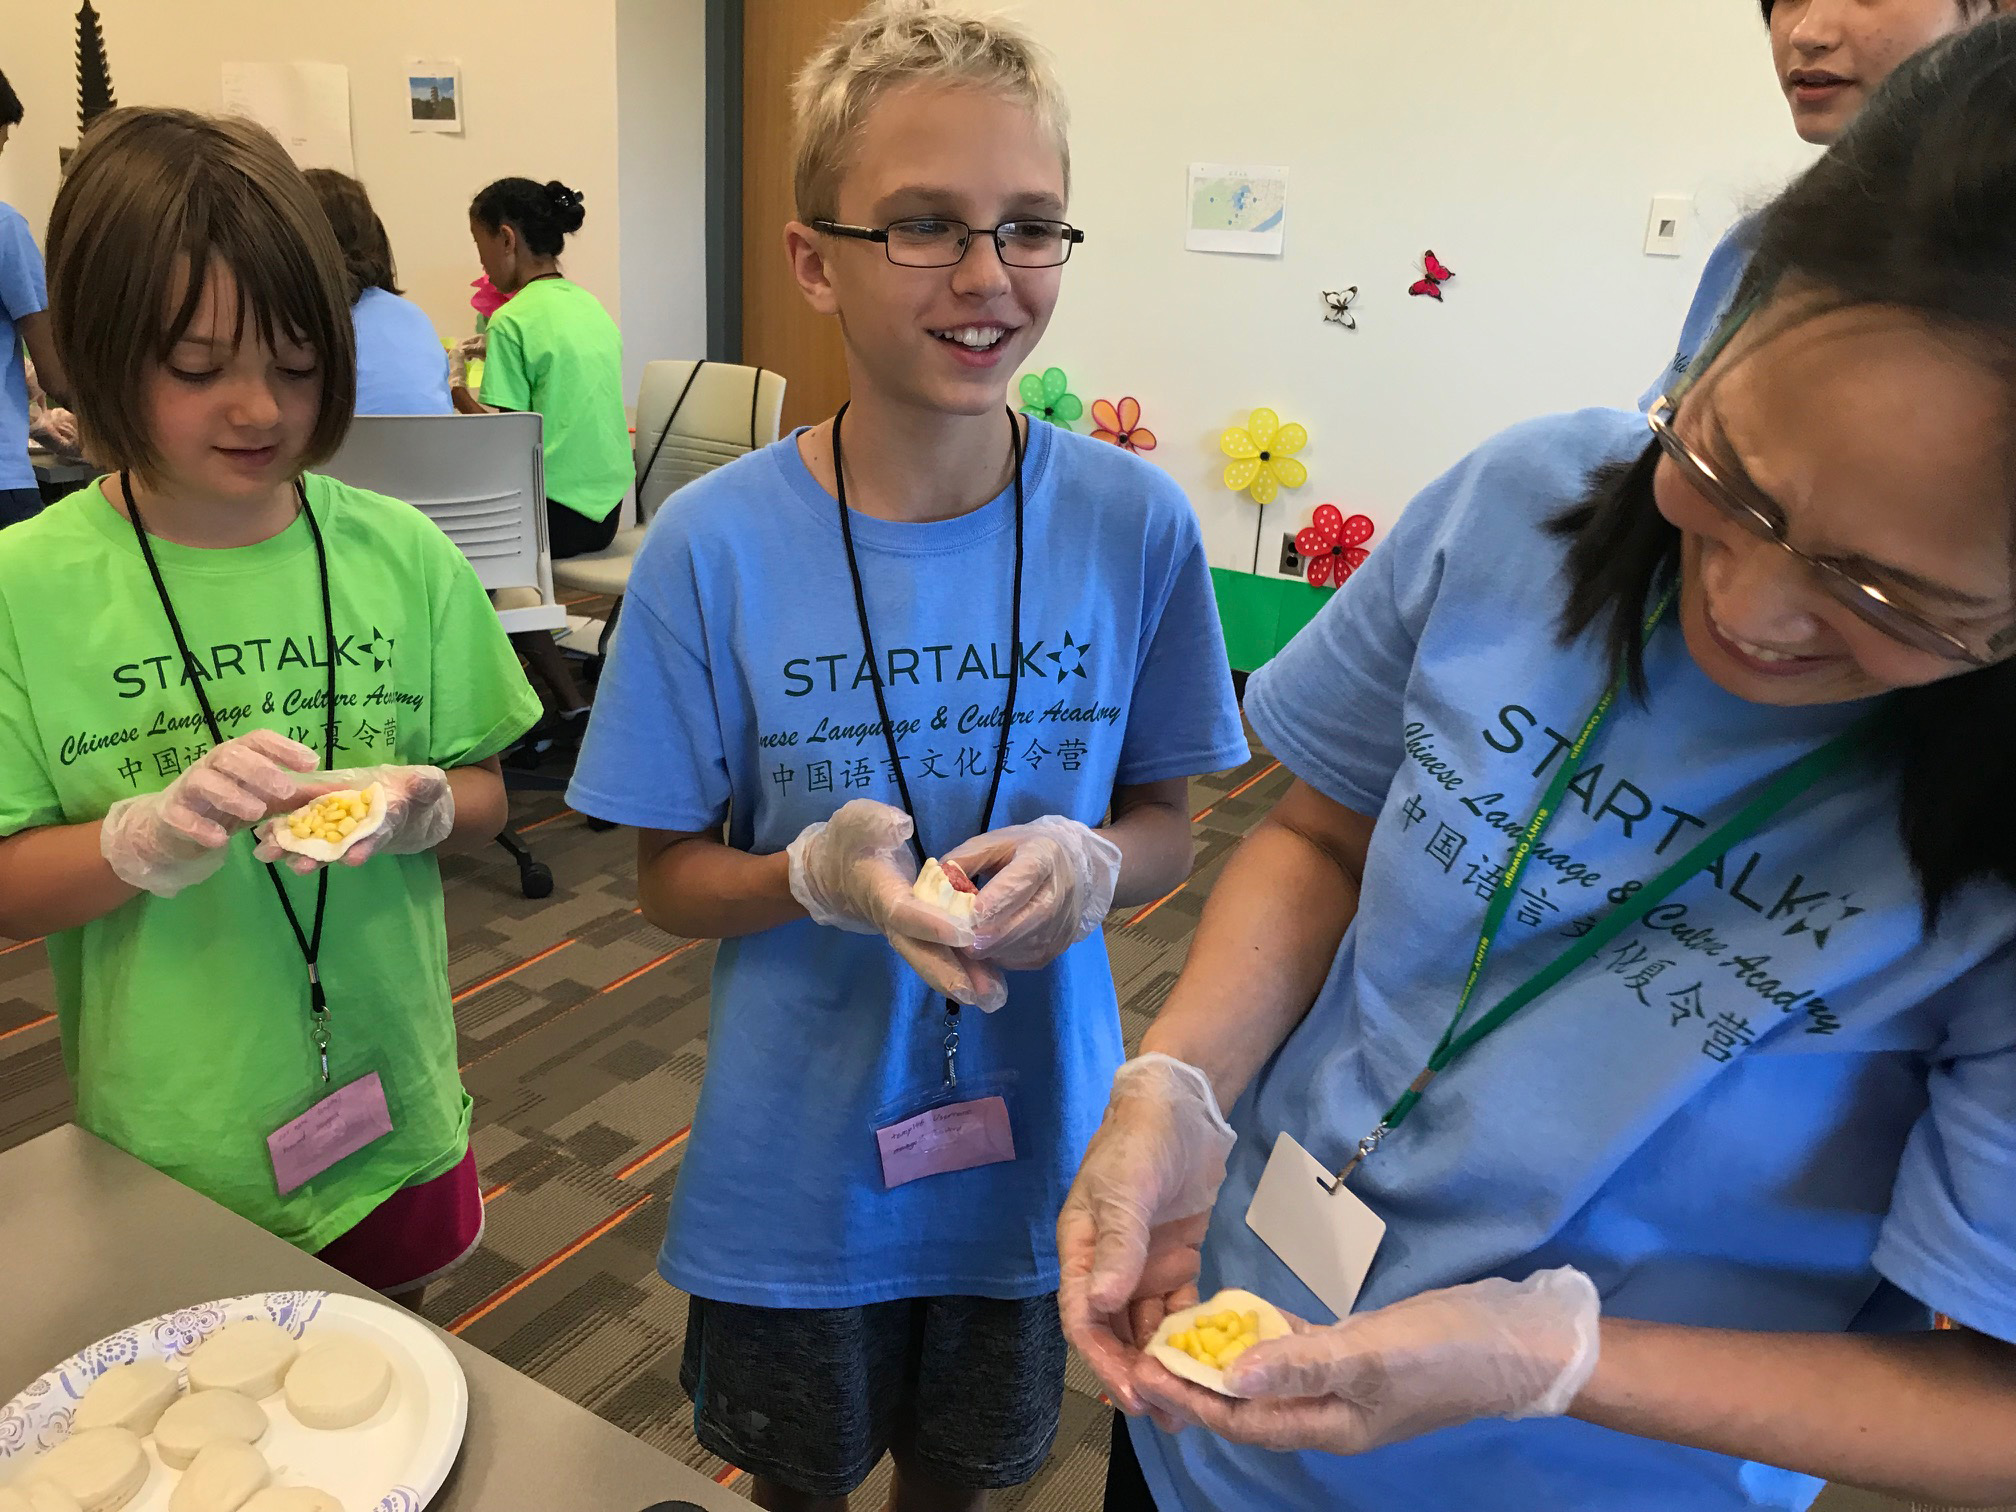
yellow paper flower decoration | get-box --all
[1220,408,1308,505]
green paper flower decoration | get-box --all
[1220,407,1309,505]
[1019,367,1083,428]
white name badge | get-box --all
[1245,1131,1387,1320]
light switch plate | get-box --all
[1645,194,1692,257]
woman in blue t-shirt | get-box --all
[1644,0,1998,406]
[304,170,451,416]
[1068,22,2016,1512]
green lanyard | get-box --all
[1332,591,1875,1188]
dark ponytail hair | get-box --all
[1552,16,2016,920]
[304,168,400,301]
[470,177,585,257]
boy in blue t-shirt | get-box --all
[568,3,1245,1506]
[0,70,70,528]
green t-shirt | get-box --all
[479,277,630,523]
[0,475,542,1250]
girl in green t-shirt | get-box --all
[453,176,629,726]
[0,108,542,1298]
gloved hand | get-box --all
[448,334,484,389]
[100,729,319,898]
[944,815,1122,970]
[253,764,457,873]
[1139,1268,1602,1454]
[787,799,1007,1011]
[1059,1054,1237,1415]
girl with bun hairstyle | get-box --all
[456,177,627,722]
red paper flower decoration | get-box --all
[1296,504,1375,588]
[1091,396,1157,453]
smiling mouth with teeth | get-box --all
[934,325,1009,350]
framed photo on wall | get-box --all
[406,60,462,134]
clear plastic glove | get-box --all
[944,815,1122,970]
[787,798,1006,1011]
[100,729,319,898]
[253,764,456,874]
[449,334,485,389]
[1139,1268,1602,1455]
[1059,1053,1237,1416]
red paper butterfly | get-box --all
[1409,249,1455,302]
[1295,505,1376,588]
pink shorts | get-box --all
[313,1146,483,1295]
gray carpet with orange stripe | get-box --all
[0,729,1964,1512]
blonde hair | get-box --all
[45,108,357,481]
[791,0,1070,222]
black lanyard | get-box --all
[121,472,340,1083]
[829,405,1025,1084]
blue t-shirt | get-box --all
[1640,213,1761,411]
[351,287,452,416]
[568,422,1249,1306]
[1135,408,2016,1512]
[0,203,50,490]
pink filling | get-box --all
[942,860,979,894]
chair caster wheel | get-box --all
[520,861,555,899]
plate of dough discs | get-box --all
[0,1291,467,1512]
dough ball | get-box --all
[0,1484,85,1512]
[73,1362,181,1436]
[239,1491,342,1512]
[283,1337,393,1430]
[27,1427,147,1512]
[186,1321,297,1400]
[154,1391,267,1471]
[168,1442,269,1512]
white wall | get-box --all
[616,0,710,397]
[0,0,706,392]
[1001,0,1818,577]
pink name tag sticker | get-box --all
[875,1095,1016,1189]
[266,1071,395,1196]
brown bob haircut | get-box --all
[304,167,402,303]
[44,107,358,482]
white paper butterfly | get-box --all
[1321,286,1359,329]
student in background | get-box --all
[304,169,451,416]
[569,4,1246,1508]
[1643,0,2000,405]
[1,67,71,527]
[454,177,627,728]
[0,108,541,1300]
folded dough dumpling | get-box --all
[186,1321,297,1399]
[168,1442,269,1512]
[27,1427,147,1512]
[238,1490,342,1512]
[154,1391,267,1471]
[284,1336,393,1429]
[0,1482,86,1512]
[1147,1287,1293,1399]
[72,1362,180,1436]
[912,857,978,918]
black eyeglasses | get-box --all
[811,216,1085,269]
[1650,310,2016,667]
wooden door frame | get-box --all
[705,0,744,362]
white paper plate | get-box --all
[0,1291,467,1512]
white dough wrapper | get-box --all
[912,857,978,917]
[238,1491,342,1512]
[186,1321,297,1400]
[154,1391,267,1471]
[27,1427,148,1512]
[266,785,387,864]
[168,1442,270,1512]
[283,1336,393,1430]
[1145,1287,1294,1399]
[0,1484,86,1512]
[72,1362,181,1436]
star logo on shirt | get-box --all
[1781,892,1864,950]
[357,627,396,673]
[1047,630,1090,681]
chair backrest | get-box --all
[320,412,563,633]
[633,360,787,523]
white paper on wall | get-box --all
[220,61,354,173]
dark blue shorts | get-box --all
[0,487,44,529]
[679,1291,1065,1498]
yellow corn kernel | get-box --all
[336,816,358,836]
